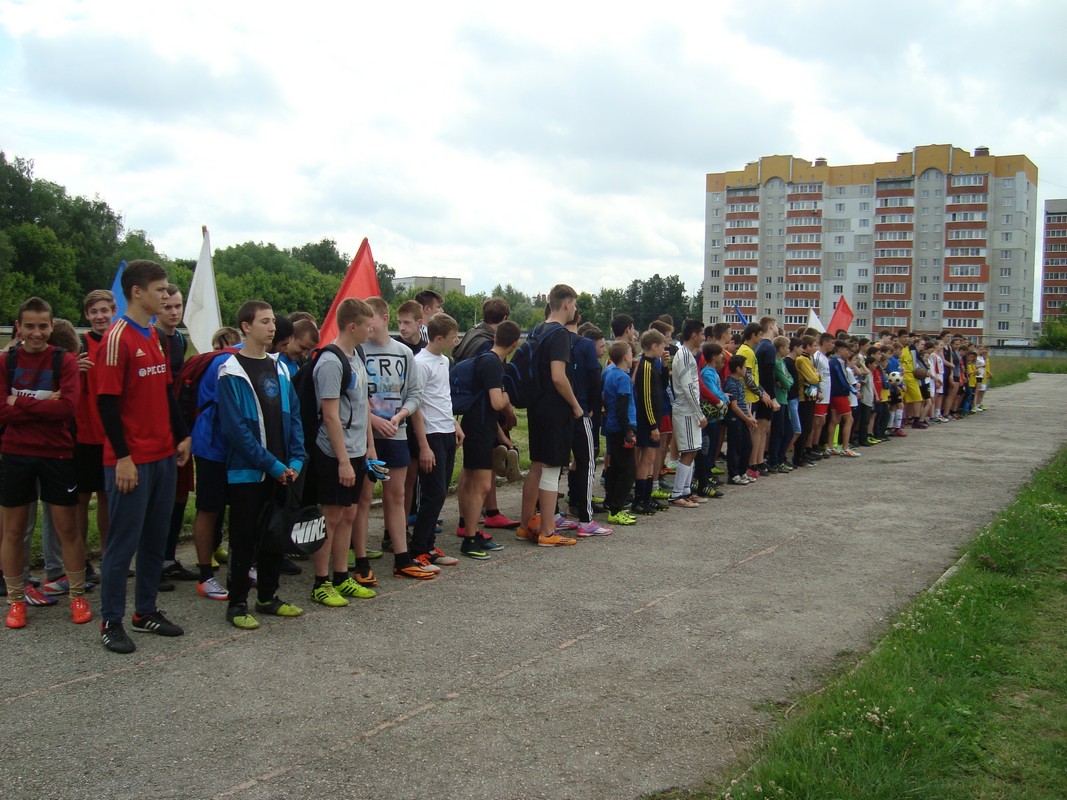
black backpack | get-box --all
[449,351,494,416]
[291,344,354,448]
[174,348,240,429]
[502,322,567,409]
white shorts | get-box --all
[672,413,703,453]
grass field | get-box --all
[984,355,1067,388]
[650,447,1067,800]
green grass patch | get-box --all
[649,448,1067,800]
[986,356,1067,389]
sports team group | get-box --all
[0,261,993,653]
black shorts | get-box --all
[73,442,105,494]
[194,456,228,513]
[528,404,572,467]
[460,416,495,471]
[312,443,367,507]
[634,423,660,449]
[374,438,411,469]
[0,454,79,507]
[919,383,931,400]
[406,425,419,457]
[754,401,774,421]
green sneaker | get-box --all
[710,466,725,475]
[607,511,636,526]
[255,597,303,617]
[335,577,377,599]
[651,488,671,500]
[213,546,229,564]
[365,548,384,560]
[311,581,349,607]
[227,603,260,630]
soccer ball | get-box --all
[886,371,904,387]
[701,399,729,421]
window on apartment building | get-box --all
[835,187,845,196]
[857,285,869,294]
[1002,214,1013,224]
[708,300,720,309]
[1002,178,1015,189]
[765,292,772,299]
[857,302,868,311]
[921,207,929,215]
[861,185,871,195]
[777,276,785,283]
[921,225,928,233]
[933,258,941,266]
[1002,232,1013,242]
[919,311,926,318]
[859,202,870,211]
[919,276,927,284]
[712,223,722,233]
[710,239,721,247]
[999,267,1012,276]
[858,268,868,277]
[922,189,929,198]
[834,236,845,245]
[834,268,844,277]
[919,293,927,301]
[859,251,869,261]
[834,203,845,212]
[834,253,844,261]
[933,293,940,300]
[709,269,721,277]
[1003,197,1013,207]
[833,284,844,294]
[935,189,943,196]
[1000,250,1013,260]
[997,303,1010,313]
[999,285,1010,295]
[997,321,1010,331]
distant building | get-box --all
[394,275,466,296]
[704,144,1038,343]
[1041,199,1067,321]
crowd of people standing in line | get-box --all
[0,261,992,652]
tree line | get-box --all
[0,150,703,335]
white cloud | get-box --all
[1,0,1065,304]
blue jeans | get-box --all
[100,457,177,623]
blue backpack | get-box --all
[502,322,567,409]
[449,351,493,416]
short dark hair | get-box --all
[292,318,320,343]
[495,320,521,348]
[789,336,802,350]
[728,354,746,372]
[701,342,723,362]
[608,341,631,365]
[681,319,703,342]
[649,320,672,337]
[819,332,835,344]
[272,314,293,346]
[237,301,273,331]
[121,260,168,301]
[415,289,443,308]
[712,322,732,340]
[482,297,510,325]
[743,322,762,340]
[657,313,675,327]
[17,296,52,323]
[426,313,458,341]
[397,300,423,319]
[582,326,604,341]
[611,314,634,337]
[547,284,577,311]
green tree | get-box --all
[289,238,348,274]
[376,262,396,302]
[441,291,487,331]
[6,222,81,319]
[1037,310,1067,350]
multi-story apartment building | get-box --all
[1041,199,1067,322]
[704,145,1038,343]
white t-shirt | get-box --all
[414,349,455,435]
[813,350,831,401]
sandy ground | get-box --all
[3,375,1065,800]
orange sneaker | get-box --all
[515,527,534,541]
[5,600,27,629]
[70,596,93,625]
[537,533,577,547]
[393,564,436,580]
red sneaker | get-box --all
[5,601,27,629]
[483,512,520,529]
[70,596,93,625]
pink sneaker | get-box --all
[482,512,520,529]
[554,514,579,531]
[576,522,613,537]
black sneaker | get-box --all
[131,610,184,637]
[279,558,302,576]
[85,561,99,582]
[649,499,669,511]
[161,560,198,581]
[101,620,136,654]
[475,533,504,551]
[757,463,770,476]
[158,579,175,592]
[460,538,490,560]
[630,503,656,517]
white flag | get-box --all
[184,226,222,354]
[807,308,825,333]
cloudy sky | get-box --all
[2,0,1066,299]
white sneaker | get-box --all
[197,576,229,601]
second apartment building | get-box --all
[704,144,1038,343]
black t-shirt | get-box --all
[461,353,503,435]
[393,335,424,356]
[236,354,285,459]
[156,328,187,375]
[530,322,570,416]
[784,356,800,400]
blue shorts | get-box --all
[373,438,412,469]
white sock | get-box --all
[671,463,691,499]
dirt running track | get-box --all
[3,375,1065,800]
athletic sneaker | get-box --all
[248,567,257,586]
[70,597,92,625]
[460,538,490,560]
[5,601,26,629]
[629,503,656,516]
[24,585,57,606]
[354,569,378,588]
[198,576,229,601]
[279,558,302,575]
[841,448,860,458]
[649,499,669,511]
[393,563,437,580]
[483,512,520,529]
[554,514,579,531]
[213,546,229,564]
[311,581,349,607]
[606,510,636,526]
[475,532,503,551]
[412,554,442,574]
[42,575,97,595]
[227,603,260,630]
[731,475,750,486]
[131,610,184,636]
[745,469,760,480]
[429,549,459,566]
[515,527,534,541]
[100,620,135,654]
[365,548,384,559]
[255,597,304,617]
[505,448,522,482]
[161,560,198,581]
[710,466,726,475]
[335,577,378,598]
[537,533,577,547]
[576,521,613,537]
[651,488,671,500]
[492,444,508,477]
[669,497,699,508]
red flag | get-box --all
[826,295,855,335]
[319,238,381,343]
